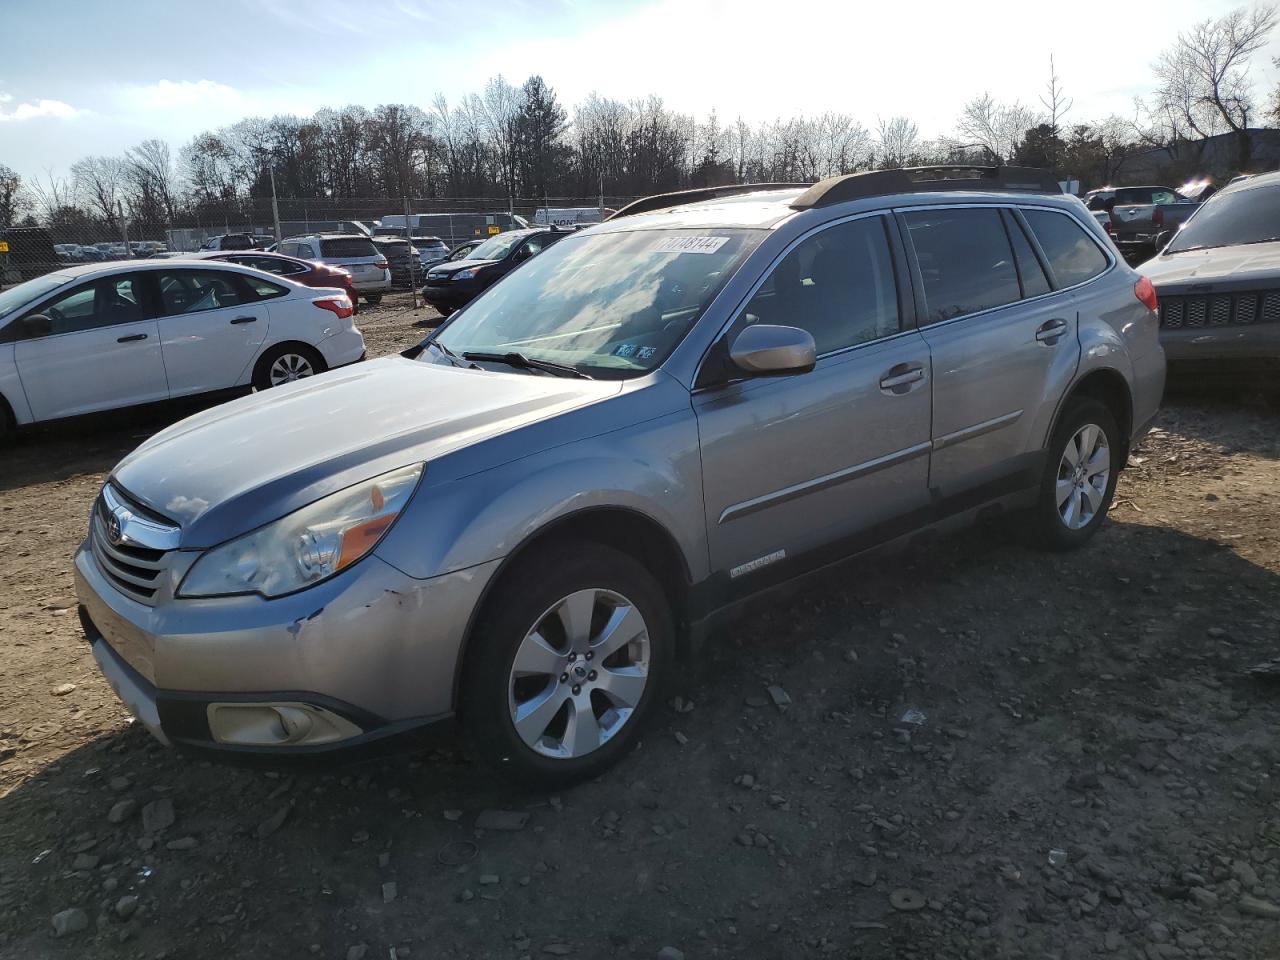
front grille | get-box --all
[90,488,178,604]
[1161,289,1280,330]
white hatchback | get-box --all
[0,259,365,438]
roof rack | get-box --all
[791,166,1061,209]
[608,183,810,220]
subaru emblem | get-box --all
[106,511,124,545]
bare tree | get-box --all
[956,93,1039,164]
[27,167,74,222]
[125,139,178,223]
[876,116,920,169]
[1039,54,1073,171]
[0,163,28,227]
[1153,4,1278,168]
[71,155,126,228]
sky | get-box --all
[3,0,1279,184]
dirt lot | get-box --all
[3,292,1280,959]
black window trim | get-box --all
[692,210,916,392]
[892,202,1116,332]
[999,207,1052,297]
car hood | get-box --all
[112,356,622,548]
[427,258,500,277]
[1141,241,1280,291]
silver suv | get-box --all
[278,234,391,304]
[76,168,1165,787]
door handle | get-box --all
[879,362,926,393]
[116,333,148,343]
[1035,319,1068,344]
[230,316,257,325]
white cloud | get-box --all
[0,96,81,122]
[123,78,242,111]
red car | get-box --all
[193,251,359,312]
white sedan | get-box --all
[0,259,365,438]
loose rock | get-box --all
[115,895,139,919]
[51,908,89,938]
[141,798,174,834]
[1239,896,1280,919]
[256,805,290,839]
[889,888,926,912]
[51,683,77,697]
[108,798,137,824]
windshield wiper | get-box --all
[426,339,475,368]
[462,351,593,380]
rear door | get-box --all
[153,267,273,395]
[14,272,168,420]
[900,205,1080,499]
[694,214,933,590]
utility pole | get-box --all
[599,171,604,220]
[118,201,130,258]
[270,166,282,248]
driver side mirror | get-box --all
[21,314,53,338]
[728,324,816,377]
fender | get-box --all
[374,406,708,584]
[1040,317,1136,456]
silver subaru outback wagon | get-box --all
[76,167,1166,786]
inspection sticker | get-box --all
[650,236,729,255]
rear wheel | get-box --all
[0,394,14,444]
[461,543,672,788]
[364,294,382,306]
[1033,398,1120,550]
[252,343,327,390]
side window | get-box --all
[155,269,246,316]
[279,243,297,257]
[1152,190,1178,205]
[24,275,148,336]
[1023,210,1110,288]
[734,216,900,356]
[903,208,1021,323]
[523,237,545,258]
[242,275,288,300]
[1004,213,1052,298]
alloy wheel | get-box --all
[1055,423,1110,530]
[507,588,650,760]
[268,353,315,386]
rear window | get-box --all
[903,208,1022,323]
[320,238,377,258]
[1023,210,1109,288]
[1114,188,1154,205]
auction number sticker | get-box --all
[650,236,729,255]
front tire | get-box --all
[1033,398,1120,550]
[461,543,673,788]
[252,343,327,390]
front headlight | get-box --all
[179,464,424,598]
[453,268,477,280]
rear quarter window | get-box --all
[1023,210,1110,288]
[320,238,377,258]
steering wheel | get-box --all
[46,306,65,323]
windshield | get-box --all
[1167,184,1280,253]
[0,274,72,319]
[467,233,524,261]
[426,228,761,378]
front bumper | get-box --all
[421,282,478,311]
[75,540,501,759]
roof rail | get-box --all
[607,183,810,220]
[790,166,1061,210]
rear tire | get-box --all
[1033,398,1120,551]
[364,294,382,306]
[0,394,14,444]
[461,543,673,788]
[252,343,327,391]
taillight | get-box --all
[1152,207,1164,228]
[374,259,389,270]
[314,296,354,319]
[1135,277,1158,312]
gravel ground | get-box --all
[2,293,1280,958]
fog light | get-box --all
[206,702,362,747]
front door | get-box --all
[14,272,168,421]
[694,215,933,593]
[152,268,270,395]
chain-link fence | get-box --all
[1,196,642,288]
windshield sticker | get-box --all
[650,236,730,255]
[612,343,639,358]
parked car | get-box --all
[1086,185,1199,261]
[412,236,451,269]
[420,227,570,314]
[279,234,390,305]
[371,237,421,289]
[193,250,360,313]
[74,168,1163,786]
[200,233,258,252]
[0,259,365,439]
[1140,170,1280,384]
[1,227,60,286]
